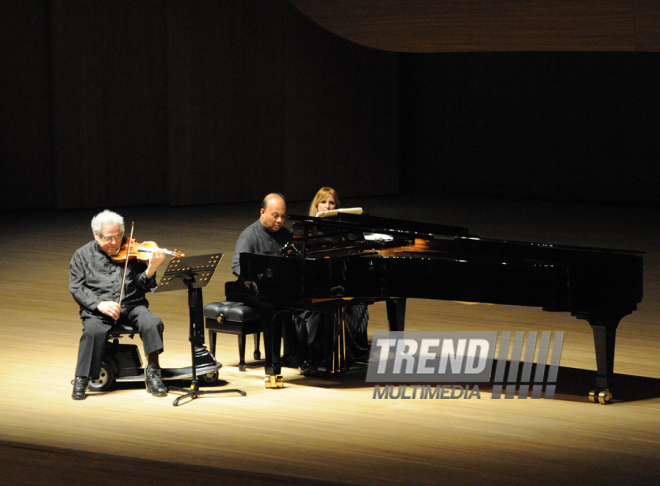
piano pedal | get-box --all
[265,375,284,389]
[588,388,613,404]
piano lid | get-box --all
[284,212,471,258]
[284,212,644,261]
[288,212,470,239]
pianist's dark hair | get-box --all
[261,193,286,210]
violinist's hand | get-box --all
[98,301,121,320]
[146,247,166,278]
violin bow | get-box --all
[117,221,135,311]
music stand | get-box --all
[157,253,246,406]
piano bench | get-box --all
[204,301,262,372]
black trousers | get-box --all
[74,306,164,379]
[294,310,327,364]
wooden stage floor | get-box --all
[1,194,659,485]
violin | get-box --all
[112,238,185,263]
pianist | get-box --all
[229,193,298,366]
[231,193,291,277]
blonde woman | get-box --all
[309,186,340,216]
[295,187,369,375]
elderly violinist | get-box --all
[69,209,167,400]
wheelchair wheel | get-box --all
[88,361,116,392]
[202,371,219,383]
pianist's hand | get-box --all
[243,280,259,294]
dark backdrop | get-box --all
[1,0,399,209]
[1,0,659,210]
[399,52,660,204]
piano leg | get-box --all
[225,294,284,388]
[261,310,287,388]
[578,308,633,404]
[386,298,407,332]
[589,322,616,404]
[225,284,285,388]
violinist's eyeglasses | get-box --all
[100,234,123,242]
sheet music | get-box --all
[364,233,394,242]
[315,207,363,218]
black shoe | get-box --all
[281,354,299,368]
[72,376,89,400]
[145,368,167,397]
[300,360,318,377]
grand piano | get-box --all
[235,212,643,403]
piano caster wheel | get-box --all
[265,375,284,389]
[598,390,613,404]
[589,389,613,404]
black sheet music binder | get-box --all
[157,253,222,293]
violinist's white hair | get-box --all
[91,209,125,235]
